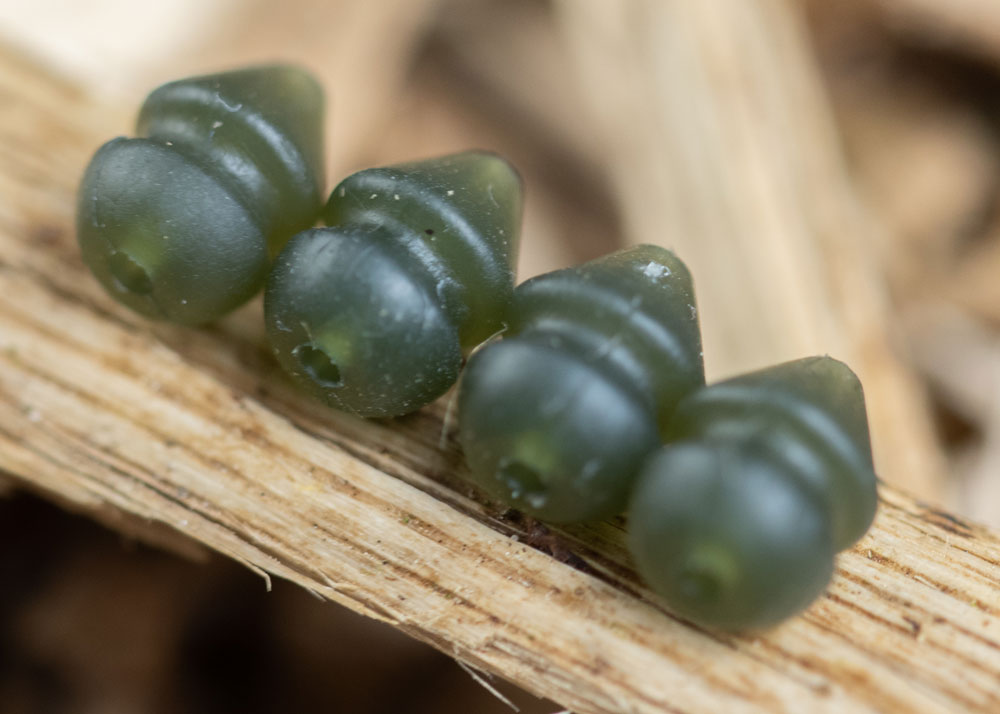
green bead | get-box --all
[459,245,705,522]
[77,65,325,324]
[666,356,877,549]
[628,356,878,630]
[628,442,834,630]
[265,151,523,418]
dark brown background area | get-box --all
[0,493,552,713]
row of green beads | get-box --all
[456,246,878,631]
[77,66,524,419]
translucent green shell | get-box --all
[459,245,706,523]
[628,356,878,630]
[265,151,523,418]
[77,66,325,324]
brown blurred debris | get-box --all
[876,0,1000,61]
[808,0,1000,525]
[554,0,948,502]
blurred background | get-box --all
[2,0,1000,710]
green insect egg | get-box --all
[77,65,325,324]
[458,245,706,523]
[265,151,523,418]
[628,356,878,630]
